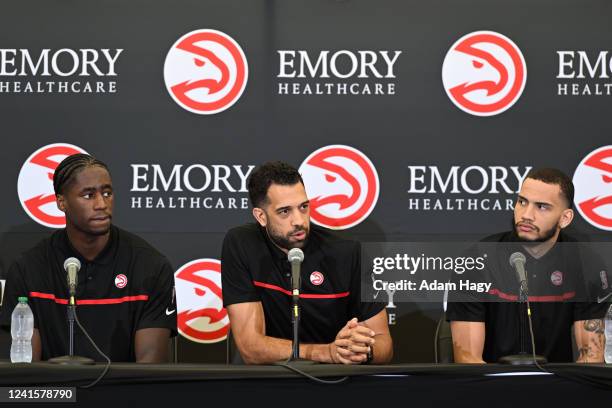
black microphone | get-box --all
[509,252,528,294]
[287,248,304,361]
[288,248,304,294]
[499,251,547,366]
[49,257,95,365]
[64,257,81,301]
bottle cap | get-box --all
[17,297,28,303]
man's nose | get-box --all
[521,204,535,221]
[93,193,107,209]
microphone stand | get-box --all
[499,281,547,365]
[290,282,300,361]
[275,252,315,366]
[49,292,95,365]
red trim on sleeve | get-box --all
[29,291,149,305]
[252,281,350,299]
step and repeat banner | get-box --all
[0,0,610,363]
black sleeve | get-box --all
[573,302,608,322]
[446,300,486,322]
[446,243,488,322]
[572,245,610,321]
[137,258,177,336]
[0,260,36,330]
[350,241,385,322]
[221,229,260,307]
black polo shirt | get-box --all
[0,226,176,362]
[221,223,384,344]
[446,231,609,362]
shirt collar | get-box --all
[55,225,118,266]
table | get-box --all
[0,362,610,407]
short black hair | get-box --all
[525,167,574,208]
[247,161,304,208]
[53,153,110,195]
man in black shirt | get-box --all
[0,154,176,362]
[447,168,607,363]
[222,161,392,364]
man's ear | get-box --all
[56,194,66,213]
[559,208,574,229]
[252,207,267,227]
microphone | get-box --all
[509,252,528,294]
[287,248,304,361]
[64,257,81,299]
[49,257,95,365]
[500,251,547,366]
[288,248,304,293]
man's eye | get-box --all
[82,194,92,199]
[103,191,113,198]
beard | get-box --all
[266,223,309,250]
[511,216,557,243]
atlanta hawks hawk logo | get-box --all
[442,31,527,116]
[299,145,379,229]
[163,29,248,114]
[573,145,612,231]
[17,143,88,228]
[174,258,229,343]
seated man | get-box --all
[221,161,392,364]
[447,168,607,363]
[0,154,176,362]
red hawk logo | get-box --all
[299,145,379,229]
[442,31,526,116]
[164,29,248,114]
[174,259,229,343]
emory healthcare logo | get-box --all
[163,29,248,115]
[573,145,612,231]
[442,31,527,116]
[17,143,88,228]
[299,145,379,230]
[174,258,229,343]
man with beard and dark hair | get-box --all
[221,161,392,364]
[0,154,176,362]
[447,168,608,363]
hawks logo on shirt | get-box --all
[299,145,379,230]
[114,274,128,289]
[550,271,563,286]
[174,258,229,343]
[309,271,324,286]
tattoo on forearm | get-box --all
[577,321,605,362]
[578,346,593,361]
[583,319,604,334]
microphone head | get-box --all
[64,257,81,272]
[287,248,304,263]
[509,252,526,267]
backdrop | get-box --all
[0,0,610,363]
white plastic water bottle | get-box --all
[10,297,34,363]
[605,304,612,364]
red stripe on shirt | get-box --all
[487,288,576,302]
[29,291,149,305]
[252,281,350,299]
